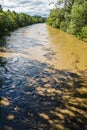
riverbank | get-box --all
[46,1,87,42]
[0,6,45,36]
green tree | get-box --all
[68,0,87,35]
[0,6,45,36]
[47,0,87,41]
[47,9,64,28]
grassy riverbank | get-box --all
[46,0,87,42]
[0,5,45,36]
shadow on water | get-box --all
[0,37,6,48]
[0,56,87,130]
[0,37,7,90]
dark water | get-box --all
[0,24,87,130]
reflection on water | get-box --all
[0,24,87,130]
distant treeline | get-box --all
[0,5,45,36]
[47,0,87,42]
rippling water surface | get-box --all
[0,24,87,130]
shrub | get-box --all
[79,25,87,42]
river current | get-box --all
[0,23,87,130]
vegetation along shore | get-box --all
[0,5,45,36]
[46,0,87,42]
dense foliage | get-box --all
[0,5,45,36]
[47,0,87,42]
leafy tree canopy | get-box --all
[0,5,45,36]
[47,0,87,42]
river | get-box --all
[0,23,87,130]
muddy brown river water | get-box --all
[0,23,87,130]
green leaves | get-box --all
[79,25,87,42]
[47,9,64,28]
[0,5,45,36]
[47,0,87,42]
[68,2,87,35]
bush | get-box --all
[60,21,68,32]
[47,9,64,28]
[0,5,45,36]
[68,3,87,35]
[79,25,87,42]
[46,0,87,42]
